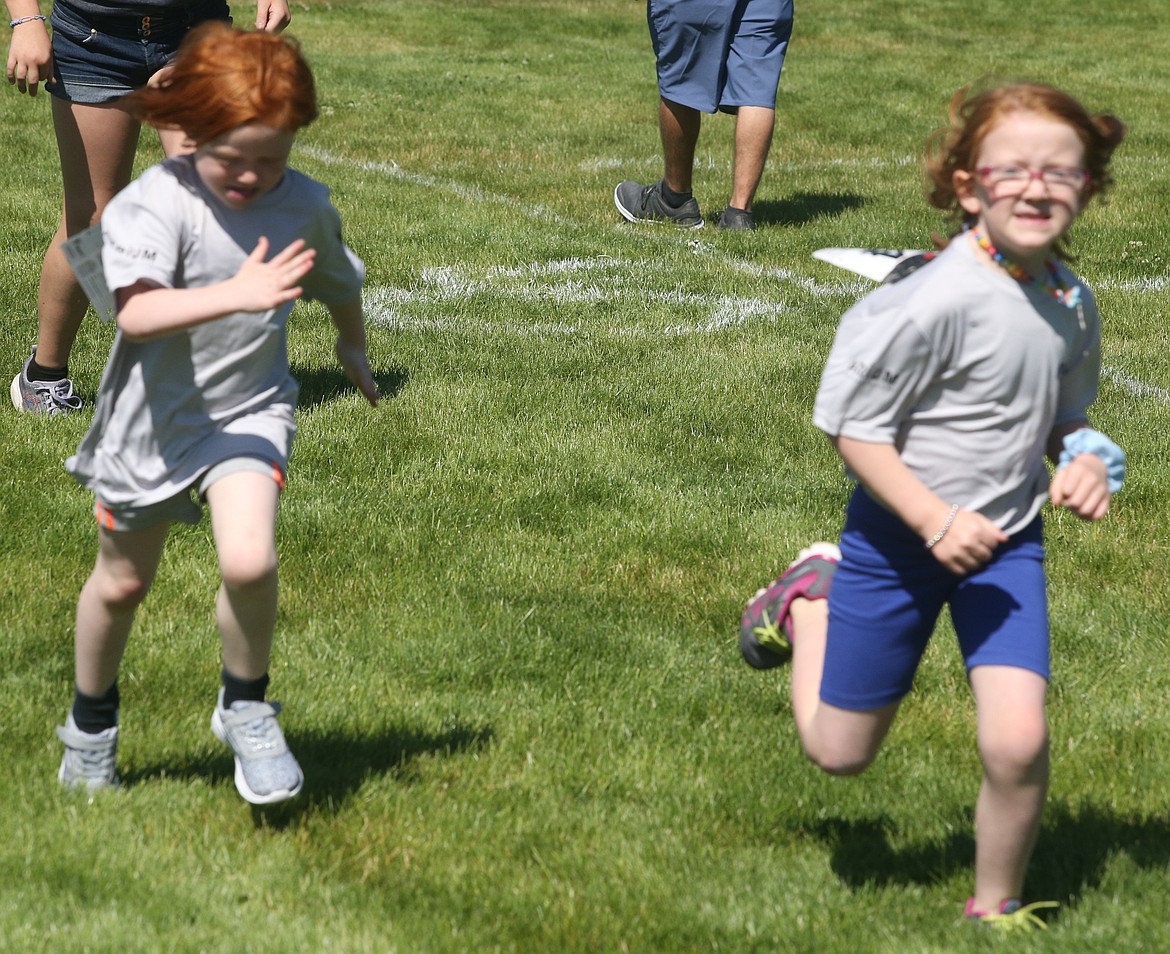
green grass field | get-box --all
[3,1,1169,950]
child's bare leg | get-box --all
[205,471,280,680]
[75,523,170,695]
[789,597,900,775]
[969,665,1049,909]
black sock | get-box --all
[72,683,119,734]
[27,357,68,384]
[659,180,694,208]
[221,669,270,709]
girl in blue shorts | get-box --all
[739,82,1126,930]
[5,0,289,415]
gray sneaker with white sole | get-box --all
[57,714,119,792]
[211,689,304,804]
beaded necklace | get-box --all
[971,228,1081,309]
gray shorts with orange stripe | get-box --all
[93,457,285,532]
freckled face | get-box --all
[194,123,296,209]
[955,111,1089,271]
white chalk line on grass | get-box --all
[299,146,1170,404]
[580,154,920,174]
[364,264,1170,405]
[362,250,858,339]
[298,144,569,225]
[363,257,793,338]
[1102,367,1170,406]
[1096,275,1170,293]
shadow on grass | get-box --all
[807,801,1170,915]
[125,718,493,827]
[291,363,410,411]
[752,191,865,228]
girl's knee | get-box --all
[803,739,878,777]
[799,701,895,777]
[87,569,151,611]
[218,546,278,590]
[980,721,1049,780]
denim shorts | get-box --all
[649,0,795,114]
[820,487,1050,711]
[47,0,231,104]
[93,456,284,531]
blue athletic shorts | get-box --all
[820,488,1050,711]
[46,0,231,104]
[648,0,794,114]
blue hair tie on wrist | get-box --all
[1058,429,1125,493]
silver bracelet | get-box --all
[924,503,959,550]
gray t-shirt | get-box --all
[813,233,1100,535]
[66,156,365,508]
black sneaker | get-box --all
[614,179,703,228]
[717,206,756,231]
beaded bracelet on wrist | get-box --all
[925,504,960,550]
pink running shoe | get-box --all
[964,897,1058,933]
[739,543,840,670]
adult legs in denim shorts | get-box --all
[10,0,233,414]
[614,0,794,230]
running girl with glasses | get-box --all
[739,81,1126,930]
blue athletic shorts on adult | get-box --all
[648,0,794,114]
[820,487,1050,712]
[46,0,231,104]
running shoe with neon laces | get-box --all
[964,897,1059,933]
[11,347,83,415]
[56,714,119,792]
[739,542,841,669]
[210,689,303,804]
[614,179,704,228]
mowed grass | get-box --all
[2,1,1169,951]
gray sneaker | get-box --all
[11,347,84,415]
[717,206,756,231]
[211,689,303,804]
[614,179,703,228]
[57,714,120,792]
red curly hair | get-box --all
[125,22,318,144]
[925,81,1126,231]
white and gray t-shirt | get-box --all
[67,155,365,508]
[813,233,1100,536]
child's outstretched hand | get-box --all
[232,236,316,313]
[1050,454,1111,521]
[929,508,1008,576]
[335,338,380,407]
